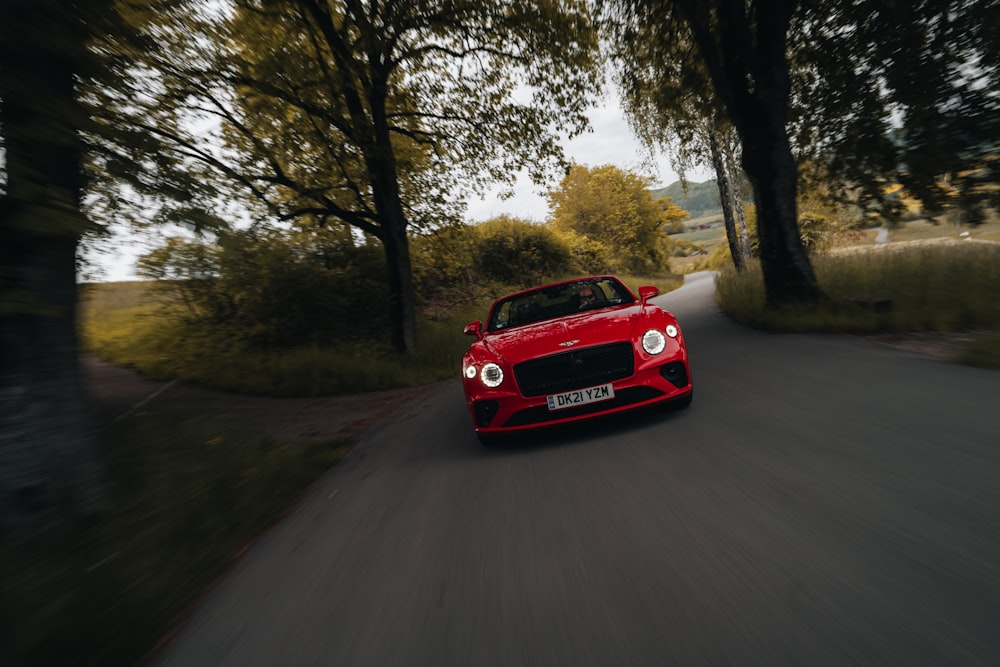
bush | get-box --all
[471,215,573,285]
[137,226,390,348]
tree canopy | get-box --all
[791,0,1000,220]
[550,164,687,275]
[607,0,823,305]
[606,0,999,304]
[101,0,603,352]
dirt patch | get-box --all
[84,355,434,443]
[867,331,979,361]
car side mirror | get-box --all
[463,320,483,338]
[638,286,659,303]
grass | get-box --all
[82,272,684,396]
[715,243,1000,368]
[82,299,479,396]
[957,333,1000,370]
[673,226,727,246]
[2,408,348,666]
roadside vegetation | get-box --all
[715,241,1000,368]
[2,408,348,665]
[82,165,685,396]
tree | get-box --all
[609,0,1000,304]
[791,1,1000,222]
[612,16,751,270]
[111,0,602,353]
[687,119,752,270]
[549,164,687,275]
[608,0,822,305]
[0,0,112,536]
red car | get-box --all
[461,275,692,444]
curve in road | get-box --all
[157,271,1000,667]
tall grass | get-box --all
[716,243,1000,334]
[83,302,479,395]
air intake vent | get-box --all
[514,342,634,397]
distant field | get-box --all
[674,226,727,245]
[79,280,152,320]
[672,214,1000,255]
[686,212,724,226]
[667,211,1000,274]
[886,217,1000,243]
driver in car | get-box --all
[578,287,597,310]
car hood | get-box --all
[483,304,647,364]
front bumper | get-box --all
[466,359,691,434]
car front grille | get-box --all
[513,342,635,397]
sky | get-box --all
[90,92,712,282]
[466,97,712,223]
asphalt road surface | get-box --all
[157,272,1000,666]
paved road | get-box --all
[157,272,1000,666]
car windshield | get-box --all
[487,277,635,331]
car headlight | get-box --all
[464,364,477,379]
[665,324,678,338]
[642,328,666,355]
[480,362,504,387]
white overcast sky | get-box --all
[90,92,712,281]
[466,96,712,222]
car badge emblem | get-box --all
[559,340,580,347]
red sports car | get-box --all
[461,275,692,444]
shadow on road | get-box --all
[461,401,694,458]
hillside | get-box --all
[651,180,721,219]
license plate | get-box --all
[546,383,615,411]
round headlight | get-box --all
[665,324,678,338]
[464,364,477,379]
[642,328,666,355]
[480,362,504,387]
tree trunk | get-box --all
[678,0,823,307]
[707,123,746,271]
[732,187,751,261]
[368,85,417,354]
[379,208,417,354]
[740,116,822,306]
[1,0,106,538]
[721,131,752,259]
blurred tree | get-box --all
[0,0,115,536]
[793,1,1000,222]
[550,165,687,275]
[607,0,822,304]
[611,18,751,270]
[108,0,602,354]
[607,0,999,305]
